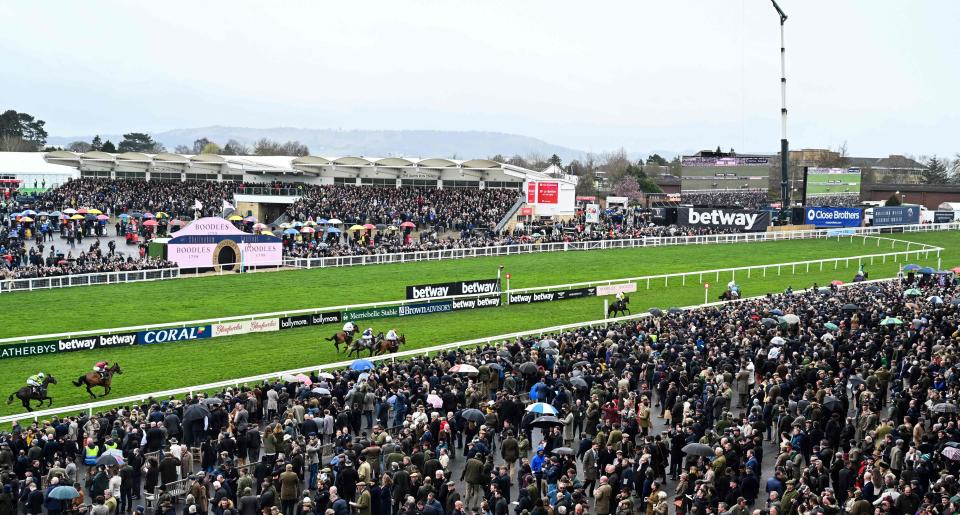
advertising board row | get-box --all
[803,207,863,228]
[677,208,770,232]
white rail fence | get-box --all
[0,233,942,348]
[0,278,895,425]
[1,222,954,293]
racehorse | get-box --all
[375,334,406,355]
[73,363,122,398]
[325,331,353,353]
[347,333,379,359]
[718,288,741,301]
[7,375,57,412]
[607,296,630,318]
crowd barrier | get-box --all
[0,277,897,426]
[0,267,181,293]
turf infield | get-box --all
[0,231,954,415]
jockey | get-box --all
[94,361,109,379]
[361,327,374,344]
[342,321,356,336]
[615,291,625,303]
[385,328,398,342]
[27,372,45,396]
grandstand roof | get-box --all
[43,151,557,184]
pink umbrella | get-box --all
[300,226,316,234]
[170,219,185,226]
[253,223,268,231]
[143,219,159,227]
[400,221,416,228]
[243,216,257,223]
[362,223,376,230]
[76,208,89,214]
[295,374,312,386]
[143,212,155,219]
[96,214,109,221]
[426,394,443,408]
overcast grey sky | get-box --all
[2,0,957,157]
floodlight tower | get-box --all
[771,0,790,223]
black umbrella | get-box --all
[682,443,715,457]
[529,416,563,429]
[552,447,575,456]
[847,376,866,388]
[760,318,777,328]
[497,350,513,359]
[183,403,210,423]
[460,409,486,423]
[668,307,684,314]
[865,285,881,293]
[96,453,122,466]
[572,360,591,368]
[842,303,859,312]
[518,362,539,375]
[570,377,588,389]
[543,348,559,356]
[823,396,841,411]
[951,298,960,306]
[487,363,503,372]
[932,403,958,414]
[202,397,223,406]
[648,308,664,316]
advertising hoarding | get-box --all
[677,208,770,232]
[872,206,920,226]
[803,207,863,228]
[406,278,500,300]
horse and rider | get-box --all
[718,280,742,301]
[326,321,356,353]
[608,291,631,318]
[7,372,58,412]
[344,327,405,357]
[74,360,123,398]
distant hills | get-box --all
[47,126,624,162]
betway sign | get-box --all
[678,208,770,232]
[405,278,500,300]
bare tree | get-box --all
[68,141,92,152]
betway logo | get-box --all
[58,337,97,351]
[461,281,498,294]
[687,209,759,230]
[98,334,137,347]
[410,285,450,299]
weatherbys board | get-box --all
[405,278,500,300]
[677,208,770,232]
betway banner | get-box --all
[212,318,280,338]
[405,278,500,300]
[803,207,862,228]
[510,287,596,304]
[56,333,139,353]
[596,283,637,296]
[279,311,343,331]
[451,295,502,311]
[678,208,770,232]
[138,325,212,345]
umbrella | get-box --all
[449,364,479,374]
[682,443,715,457]
[782,314,800,325]
[952,298,960,306]
[461,408,486,423]
[350,359,374,371]
[932,403,958,414]
[62,208,77,214]
[358,372,370,382]
[552,447,575,456]
[349,224,365,231]
[426,394,443,408]
[202,397,224,406]
[69,214,84,220]
[668,307,684,314]
[770,308,784,316]
[143,219,159,227]
[243,216,257,223]
[902,264,922,272]
[543,348,559,356]
[117,213,130,219]
[929,296,944,305]
[300,226,316,234]
[228,215,243,221]
[518,362,539,375]
[295,373,312,385]
[842,303,859,312]
[170,219,185,226]
[311,387,331,396]
[316,218,328,224]
[283,228,299,235]
[760,318,777,328]
[865,285,881,293]
[538,338,558,348]
[831,280,844,286]
[292,221,303,227]
[96,453,123,466]
[529,416,563,429]
[281,374,297,382]
[50,211,61,216]
[918,267,936,275]
[326,227,341,234]
[78,208,91,214]
[183,403,210,423]
[487,363,503,371]
[570,377,588,389]
[318,372,335,380]
[96,214,109,221]
[942,447,960,461]
[573,360,591,368]
[20,209,37,216]
[142,212,155,219]
[48,486,80,500]
[951,266,960,274]
[847,376,866,388]
[362,223,376,230]
[86,208,102,215]
[526,402,558,415]
[400,221,416,228]
[904,288,922,297]
[37,211,50,217]
[327,218,343,225]
[881,317,903,326]
[19,217,33,222]
[824,322,839,331]
[253,223,268,230]
[648,308,664,316]
[822,396,841,411]
[155,212,169,219]
[770,336,786,346]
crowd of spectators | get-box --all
[678,191,772,209]
[805,194,860,208]
[286,186,520,234]
[5,273,960,515]
[36,179,236,219]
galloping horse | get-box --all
[73,363,122,398]
[607,296,631,318]
[347,332,380,358]
[718,287,741,301]
[375,334,406,355]
[325,331,354,353]
[7,375,57,412]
